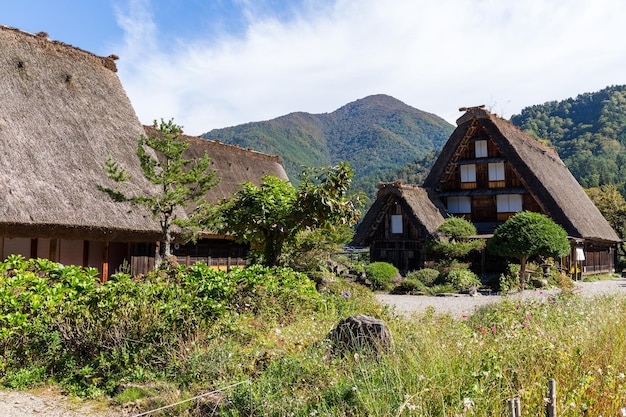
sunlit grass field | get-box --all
[1,256,625,416]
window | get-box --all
[391,215,403,234]
[496,194,522,212]
[488,162,505,181]
[447,196,471,213]
[460,164,476,183]
[475,140,488,158]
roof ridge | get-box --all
[0,24,118,72]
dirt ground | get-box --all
[0,386,131,417]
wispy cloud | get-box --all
[115,0,626,135]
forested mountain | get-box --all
[510,85,626,191]
[202,95,454,197]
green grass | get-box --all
[2,255,626,415]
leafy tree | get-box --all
[487,212,570,289]
[213,163,364,267]
[430,217,485,259]
[585,183,626,256]
[99,119,219,259]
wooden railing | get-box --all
[130,256,247,276]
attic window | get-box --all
[391,215,403,234]
[17,61,24,69]
[65,74,72,83]
[460,164,476,182]
[475,140,488,158]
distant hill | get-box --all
[202,94,454,197]
[511,85,626,192]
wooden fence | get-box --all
[130,256,247,276]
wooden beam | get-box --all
[102,241,109,283]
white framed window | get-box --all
[488,162,505,181]
[496,194,522,212]
[391,215,403,234]
[447,196,471,214]
[475,140,488,158]
[460,164,476,183]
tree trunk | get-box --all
[519,256,528,290]
[161,216,172,258]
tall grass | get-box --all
[1,255,626,415]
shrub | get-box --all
[442,268,481,292]
[364,262,399,291]
[392,278,427,295]
[405,268,440,286]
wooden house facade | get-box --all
[352,182,445,273]
[0,25,287,279]
[354,106,620,275]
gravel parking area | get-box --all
[376,277,626,318]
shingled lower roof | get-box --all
[424,108,620,243]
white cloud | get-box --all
[115,0,626,135]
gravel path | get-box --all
[376,277,626,318]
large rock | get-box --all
[327,314,392,354]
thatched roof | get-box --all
[0,25,162,241]
[424,107,620,243]
[0,25,289,242]
[144,126,288,205]
[352,181,446,245]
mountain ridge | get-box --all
[202,94,454,196]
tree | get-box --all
[213,163,364,267]
[99,119,219,259]
[585,183,626,256]
[487,212,570,289]
[429,217,484,259]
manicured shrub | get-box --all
[443,268,481,291]
[364,262,399,290]
[392,278,427,295]
[405,268,440,286]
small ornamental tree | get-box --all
[487,211,570,289]
[430,217,485,259]
[213,163,364,267]
[99,119,219,260]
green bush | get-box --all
[364,262,399,290]
[405,268,440,286]
[443,268,481,292]
[392,278,427,295]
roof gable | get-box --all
[424,108,620,243]
[352,182,445,245]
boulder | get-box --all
[327,314,392,354]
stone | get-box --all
[327,314,392,354]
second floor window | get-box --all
[496,194,522,212]
[488,162,505,181]
[460,164,476,183]
[447,196,471,213]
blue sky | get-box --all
[4,0,626,135]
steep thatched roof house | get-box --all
[351,182,445,271]
[0,25,287,278]
[354,106,620,275]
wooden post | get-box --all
[546,379,556,417]
[102,241,109,283]
[507,398,521,417]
